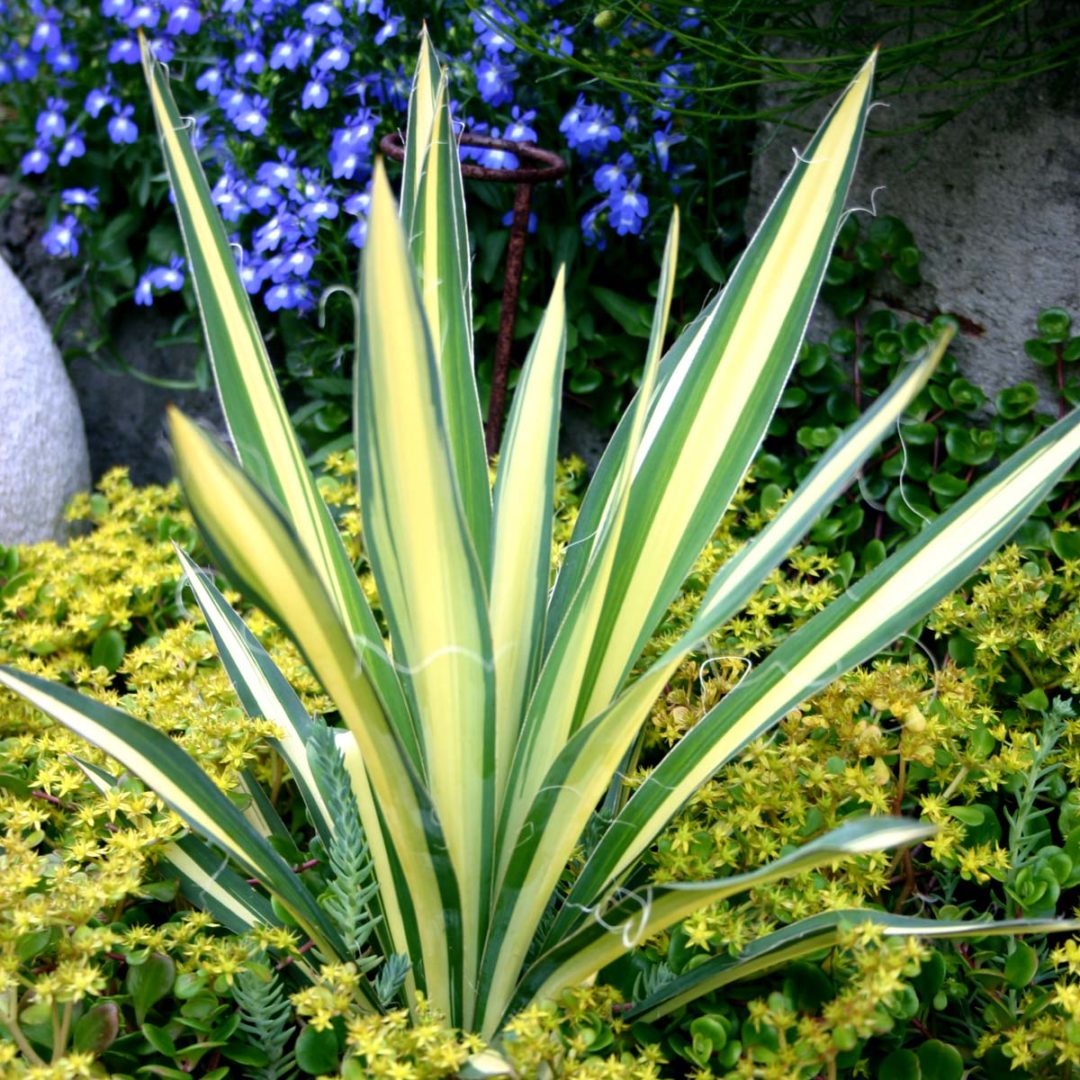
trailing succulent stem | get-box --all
[307,718,382,969]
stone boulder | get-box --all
[0,255,91,544]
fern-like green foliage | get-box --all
[234,954,298,1080]
[307,717,383,967]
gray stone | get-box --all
[0,174,226,485]
[746,45,1080,410]
[0,254,91,544]
[67,315,226,487]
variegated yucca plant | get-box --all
[5,32,1080,1046]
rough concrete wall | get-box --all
[747,34,1080,409]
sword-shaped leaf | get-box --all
[629,909,1080,1022]
[175,548,334,848]
[138,34,416,767]
[75,757,281,938]
[480,213,678,1029]
[1,667,346,963]
[547,55,878,735]
[411,72,491,570]
[554,404,1080,939]
[356,161,495,1026]
[489,269,566,797]
[501,819,933,1030]
[168,408,463,1019]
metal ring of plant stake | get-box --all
[380,130,568,457]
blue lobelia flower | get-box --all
[580,200,607,250]
[270,28,304,71]
[476,57,515,107]
[476,127,518,170]
[346,216,369,248]
[21,143,51,175]
[134,272,155,305]
[545,19,574,58]
[46,44,79,73]
[211,172,248,223]
[296,171,338,222]
[560,96,621,157]
[244,180,280,212]
[254,210,301,253]
[257,148,299,189]
[593,151,634,194]
[607,175,648,236]
[57,129,86,166]
[107,104,138,144]
[236,40,266,75]
[342,188,371,218]
[654,60,694,121]
[503,105,537,143]
[315,33,351,74]
[85,87,114,117]
[35,97,67,139]
[328,108,377,179]
[147,254,186,291]
[470,4,518,56]
[164,0,202,35]
[235,95,270,135]
[101,0,133,18]
[238,253,268,295]
[41,214,81,257]
[270,242,316,282]
[195,65,223,95]
[30,10,61,52]
[107,37,141,64]
[374,14,402,46]
[12,51,40,81]
[61,186,100,209]
[265,280,313,311]
[302,77,329,109]
[218,86,249,119]
[303,0,341,26]
[123,1,159,29]
[652,123,686,172]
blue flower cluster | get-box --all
[1,0,701,319]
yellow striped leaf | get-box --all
[138,34,417,768]
[357,161,494,1025]
[168,407,462,1018]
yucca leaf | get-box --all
[481,213,679,1029]
[489,268,567,796]
[628,909,1080,1022]
[546,55,877,733]
[411,72,491,570]
[357,160,494,1022]
[590,325,952,824]
[168,408,463,1018]
[75,757,281,937]
[137,34,417,767]
[500,818,933,1030]
[556,403,1080,938]
[400,25,442,228]
[238,770,292,843]
[176,549,335,848]
[1,667,346,962]
[502,210,680,832]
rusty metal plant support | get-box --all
[379,130,567,457]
